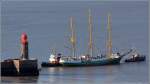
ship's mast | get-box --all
[107,13,112,58]
[70,16,76,57]
[88,9,93,57]
[51,48,56,55]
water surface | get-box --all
[1,1,149,84]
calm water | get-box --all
[1,1,149,84]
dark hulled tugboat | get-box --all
[41,53,63,67]
[125,50,146,62]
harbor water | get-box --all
[1,1,149,84]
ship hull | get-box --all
[125,56,145,62]
[41,62,62,67]
[61,57,121,67]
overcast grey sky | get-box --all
[2,0,148,1]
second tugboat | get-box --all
[125,49,146,62]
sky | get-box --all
[2,0,149,1]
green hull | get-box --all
[61,57,121,67]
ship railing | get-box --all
[60,55,106,62]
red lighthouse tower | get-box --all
[21,32,29,59]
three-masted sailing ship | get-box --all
[41,9,133,67]
[60,9,130,66]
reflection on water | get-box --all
[1,76,39,83]
[105,66,115,84]
[37,62,148,84]
[1,1,148,84]
[1,62,148,84]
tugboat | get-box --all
[41,49,63,67]
[60,10,130,67]
[125,49,146,62]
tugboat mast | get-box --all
[51,47,56,56]
[107,13,112,58]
